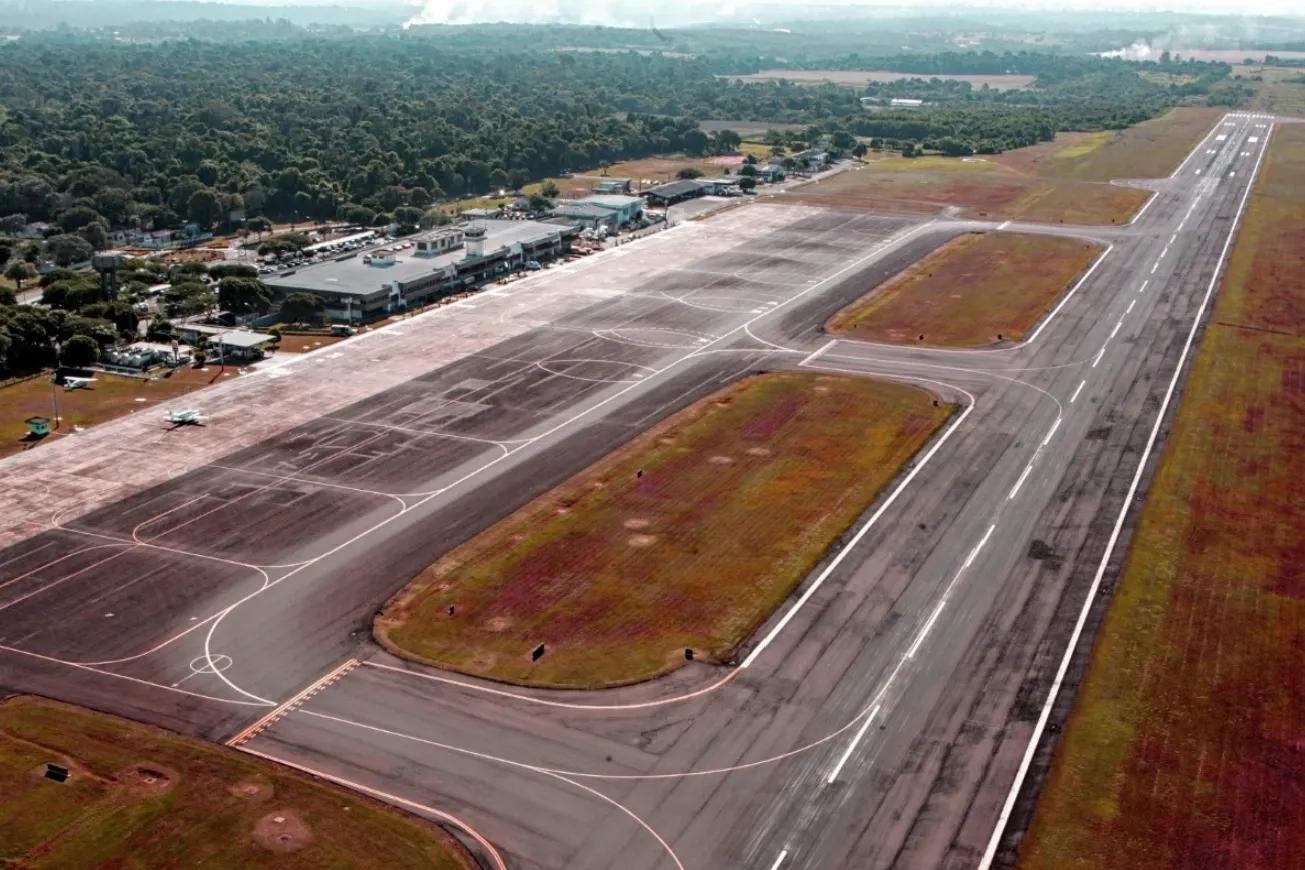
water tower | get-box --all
[91,250,125,301]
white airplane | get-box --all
[62,376,95,391]
[165,409,205,427]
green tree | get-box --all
[44,234,94,266]
[540,180,560,198]
[526,193,554,213]
[61,333,99,367]
[187,189,224,230]
[677,167,703,180]
[738,176,757,192]
[217,276,272,316]
[279,292,326,325]
[6,261,37,290]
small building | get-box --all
[459,207,500,220]
[641,179,705,207]
[755,164,785,183]
[698,177,743,196]
[25,416,51,437]
[172,323,275,362]
[579,194,644,227]
[789,149,831,172]
[552,202,620,231]
[593,178,632,194]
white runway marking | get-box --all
[980,115,1276,870]
[825,704,882,783]
[1070,379,1086,404]
[768,849,789,870]
[1138,279,1148,293]
[1091,346,1106,368]
[1126,299,1136,314]
[1008,464,1033,500]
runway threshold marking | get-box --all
[979,119,1277,870]
[225,658,359,747]
[1070,379,1086,404]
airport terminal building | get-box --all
[264,219,578,323]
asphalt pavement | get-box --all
[0,112,1277,869]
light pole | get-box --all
[49,339,61,430]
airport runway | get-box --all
[0,111,1276,868]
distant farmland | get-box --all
[727,69,1037,90]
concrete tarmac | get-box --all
[0,111,1276,869]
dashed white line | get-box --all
[964,523,997,569]
[825,704,882,784]
[1110,320,1122,339]
[1091,346,1106,368]
[1070,379,1086,404]
[1160,246,1169,259]
[1151,261,1159,274]
[1138,279,1148,294]
[1169,234,1177,244]
[768,849,789,870]
[1126,299,1136,314]
[980,115,1276,870]
[1041,418,1062,448]
[1008,464,1033,500]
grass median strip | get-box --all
[377,372,954,688]
[827,231,1103,347]
[0,696,474,868]
[1020,123,1304,869]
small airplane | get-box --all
[61,376,95,391]
[164,409,205,428]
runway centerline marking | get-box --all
[1070,379,1086,404]
[1008,464,1034,501]
[825,704,882,784]
[1091,347,1106,368]
[1041,418,1062,448]
[768,849,789,870]
[980,115,1276,870]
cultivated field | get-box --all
[0,366,241,459]
[1021,124,1305,868]
[377,372,954,688]
[729,69,1036,90]
[828,232,1103,346]
[0,696,472,868]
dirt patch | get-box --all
[254,809,313,853]
[746,446,772,457]
[623,518,651,529]
[117,763,176,796]
[627,534,658,548]
[708,455,735,465]
[228,778,273,801]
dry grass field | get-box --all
[0,366,242,459]
[785,107,1223,225]
[378,372,954,688]
[784,160,1147,224]
[828,232,1102,346]
[730,69,1036,90]
[1032,106,1224,181]
[1235,64,1305,119]
[0,696,472,868]
[1020,124,1305,869]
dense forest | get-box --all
[0,36,1242,240]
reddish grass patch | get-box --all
[377,373,954,688]
[828,231,1103,347]
[1021,121,1305,870]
